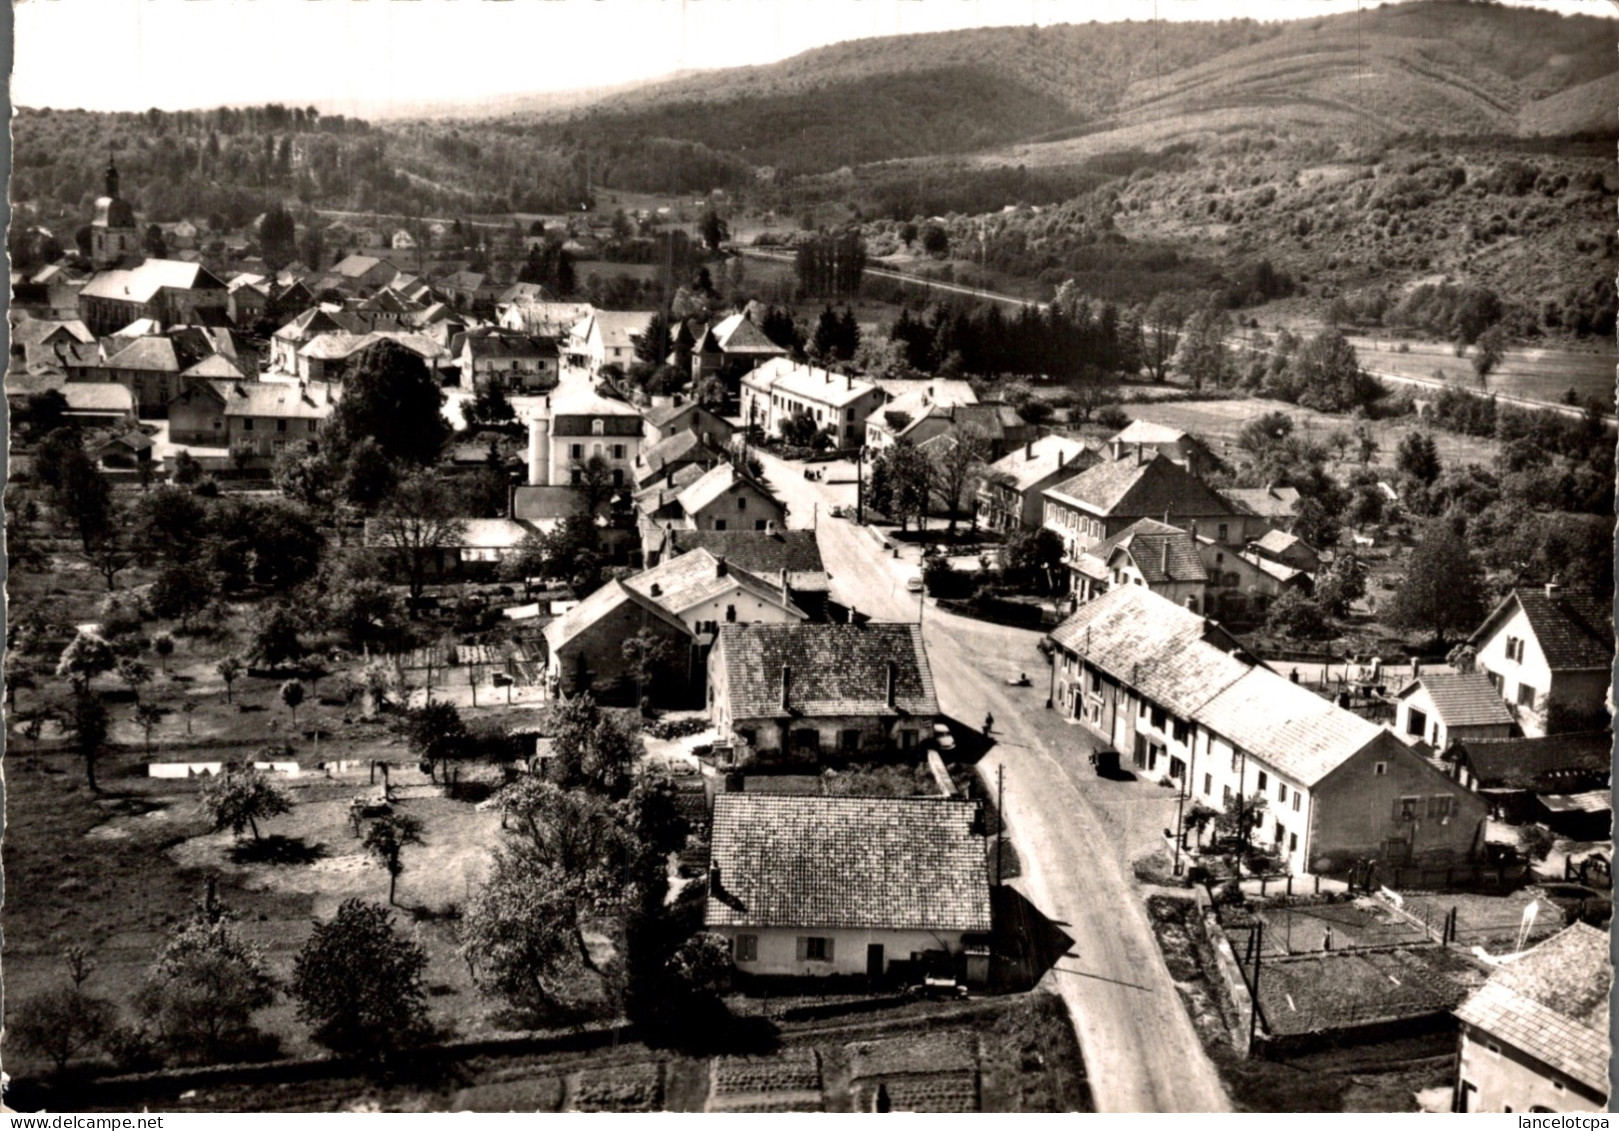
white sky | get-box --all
[10,0,1606,116]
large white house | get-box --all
[740,357,885,449]
[1469,584,1613,738]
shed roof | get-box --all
[1395,672,1515,729]
[1454,923,1611,1096]
[1452,732,1613,793]
[705,794,991,933]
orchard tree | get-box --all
[290,899,429,1061]
[1396,431,1442,487]
[548,692,645,798]
[58,632,115,693]
[1314,554,1368,619]
[10,983,118,1075]
[216,655,243,704]
[249,604,306,670]
[136,905,275,1063]
[200,766,292,842]
[153,633,175,673]
[404,700,470,780]
[279,679,305,727]
[68,692,110,792]
[362,814,425,905]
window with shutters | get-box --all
[569,443,584,459]
[714,519,727,531]
[1292,792,1301,812]
[1396,796,1421,821]
[1289,832,1298,853]
[1203,773,1212,796]
[1516,683,1536,708]
[1172,720,1189,744]
[1150,707,1166,730]
[1428,795,1455,819]
[612,443,626,460]
[1277,783,1287,804]
[734,934,758,962]
[1257,770,1269,792]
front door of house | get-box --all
[866,944,884,979]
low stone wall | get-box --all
[1186,888,1254,1057]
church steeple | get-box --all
[105,158,121,202]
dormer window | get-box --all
[592,419,604,435]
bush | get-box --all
[1094,405,1130,430]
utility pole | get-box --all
[1249,921,1264,1049]
[996,763,1006,887]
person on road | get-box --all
[984,711,994,735]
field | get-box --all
[1086,392,1507,481]
[56,993,1087,1113]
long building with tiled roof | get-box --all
[1046,585,1486,873]
[704,793,991,979]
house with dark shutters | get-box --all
[708,622,938,767]
[1470,584,1614,738]
[704,794,992,980]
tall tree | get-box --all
[200,765,293,842]
[927,424,992,534]
[328,341,450,466]
[1387,519,1488,645]
[371,474,467,600]
[135,903,275,1064]
[259,205,297,272]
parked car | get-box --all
[932,722,955,751]
[906,575,924,593]
[829,505,847,518]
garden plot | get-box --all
[1237,897,1430,956]
[846,1032,980,1113]
[1399,889,1566,951]
[706,1048,824,1112]
[567,1061,664,1112]
[1255,946,1487,1038]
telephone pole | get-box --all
[996,763,1006,887]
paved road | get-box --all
[757,449,1232,1112]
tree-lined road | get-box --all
[755,449,1233,1112]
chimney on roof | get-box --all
[780,568,790,607]
[1025,441,1033,460]
[779,664,792,712]
[1161,541,1169,575]
[716,555,728,578]
[709,862,722,893]
[765,519,775,535]
[1137,446,1144,467]
[1058,449,1067,469]
[847,605,857,624]
[1545,580,1561,598]
[885,660,898,709]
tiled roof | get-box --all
[1111,419,1188,446]
[1099,518,1208,584]
[716,622,937,720]
[216,380,336,420]
[1199,668,1392,786]
[1476,589,1615,671]
[510,485,588,523]
[542,579,688,653]
[464,334,558,361]
[100,336,181,373]
[1539,790,1610,815]
[983,436,1099,492]
[622,548,800,618]
[676,462,779,518]
[1050,586,1254,720]
[1251,529,1303,555]
[81,259,225,303]
[639,429,720,475]
[634,462,711,511]
[1452,732,1613,792]
[746,357,877,408]
[62,384,134,413]
[667,529,825,577]
[950,402,1024,435]
[706,312,787,355]
[180,354,247,379]
[1454,923,1611,1096]
[578,310,656,352]
[1222,485,1302,519]
[1236,551,1307,584]
[1397,672,1515,729]
[1044,453,1234,520]
[551,381,642,417]
[705,794,991,933]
